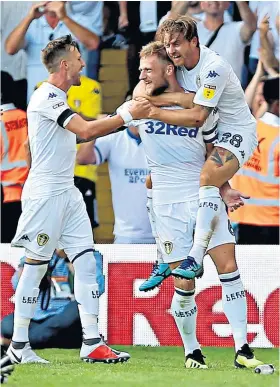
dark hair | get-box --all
[157,15,199,47]
[1,71,15,104]
[263,77,280,105]
[41,34,79,73]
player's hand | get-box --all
[222,189,250,212]
[28,2,48,20]
[129,98,153,119]
[45,1,67,20]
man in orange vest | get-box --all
[1,71,29,242]
[230,77,279,244]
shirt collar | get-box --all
[42,82,67,98]
[126,128,142,145]
[0,103,16,112]
[41,15,64,29]
[260,112,279,127]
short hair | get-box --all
[41,35,79,74]
[263,77,279,105]
[157,15,199,47]
[139,41,173,65]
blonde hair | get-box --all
[157,15,199,46]
[140,41,173,64]
[41,34,79,73]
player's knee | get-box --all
[72,248,96,284]
[174,277,195,291]
[217,260,238,274]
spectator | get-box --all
[249,1,279,77]
[1,1,33,110]
[101,3,128,49]
[1,249,105,349]
[1,71,29,243]
[5,1,100,101]
[245,16,279,119]
[230,76,279,245]
[259,14,279,74]
[161,1,233,23]
[244,59,267,118]
[68,1,104,81]
[77,126,154,244]
[118,1,171,100]
[195,1,257,82]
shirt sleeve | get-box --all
[94,136,113,165]
[194,60,230,108]
[40,96,76,128]
[202,108,219,144]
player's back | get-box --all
[176,45,255,133]
[24,82,76,199]
[137,106,217,205]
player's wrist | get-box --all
[118,109,133,124]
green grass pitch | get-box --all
[7,346,279,387]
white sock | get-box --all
[171,287,200,356]
[219,270,248,352]
[147,189,164,264]
[189,186,222,265]
[12,262,47,343]
[73,251,100,342]
[78,304,99,340]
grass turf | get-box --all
[7,346,279,387]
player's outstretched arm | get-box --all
[65,99,152,140]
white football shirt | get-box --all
[176,45,256,134]
[130,106,218,205]
[22,82,76,200]
[94,129,153,239]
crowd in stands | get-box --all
[1,1,279,248]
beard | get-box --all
[152,84,169,96]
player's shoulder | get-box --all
[28,82,66,111]
[200,45,229,74]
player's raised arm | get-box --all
[147,60,230,127]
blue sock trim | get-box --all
[72,248,95,264]
[175,288,195,297]
[220,274,240,283]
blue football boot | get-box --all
[172,256,204,280]
[139,261,171,292]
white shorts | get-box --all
[153,200,235,263]
[12,187,93,261]
[215,127,258,167]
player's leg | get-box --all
[9,196,64,364]
[184,130,258,277]
[207,206,263,369]
[140,175,171,292]
[154,201,207,368]
[7,255,50,364]
[169,268,207,369]
[62,187,130,363]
